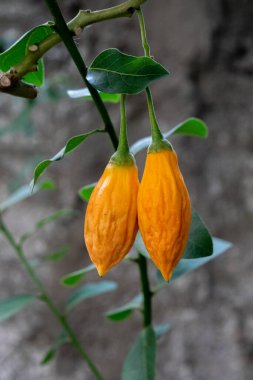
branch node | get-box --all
[0,74,11,88]
[31,64,38,72]
[128,7,135,15]
[74,26,83,37]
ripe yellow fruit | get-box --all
[138,149,191,281]
[84,161,139,276]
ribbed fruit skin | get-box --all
[138,149,191,281]
[84,162,139,276]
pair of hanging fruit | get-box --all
[84,95,191,281]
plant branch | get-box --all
[45,0,118,149]
[1,0,146,101]
[44,0,118,150]
[0,217,104,380]
[137,253,152,327]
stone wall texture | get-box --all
[1,0,253,379]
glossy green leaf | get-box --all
[66,281,117,311]
[61,264,96,287]
[172,237,232,280]
[156,237,232,287]
[154,323,170,340]
[0,294,36,321]
[87,48,169,94]
[135,209,213,260]
[130,117,209,155]
[67,88,121,103]
[40,332,69,365]
[167,117,208,138]
[25,60,44,87]
[0,179,55,213]
[121,326,156,380]
[183,209,213,259]
[0,24,55,86]
[105,294,143,322]
[79,183,96,202]
[31,129,103,188]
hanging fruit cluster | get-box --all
[84,93,191,281]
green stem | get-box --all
[0,218,104,380]
[110,94,134,165]
[137,254,152,327]
[136,7,150,57]
[1,0,146,100]
[145,87,164,144]
[10,0,147,81]
[118,94,129,155]
[44,0,118,150]
[137,8,168,145]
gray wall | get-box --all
[0,0,253,379]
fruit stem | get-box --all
[110,94,135,165]
[118,94,130,155]
[137,7,172,152]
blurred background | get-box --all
[1,0,253,379]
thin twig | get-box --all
[0,218,104,380]
[44,0,119,150]
[0,0,146,100]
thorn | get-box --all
[29,44,39,52]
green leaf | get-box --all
[66,281,117,312]
[40,348,56,365]
[154,323,170,340]
[44,246,69,262]
[29,246,70,268]
[79,183,96,202]
[183,209,213,259]
[20,209,75,244]
[156,237,232,287]
[121,326,156,380]
[135,209,213,260]
[61,264,96,287]
[31,129,103,188]
[40,332,69,365]
[166,117,208,138]
[67,88,121,103]
[35,209,75,229]
[172,237,232,281]
[130,117,209,155]
[0,179,55,213]
[0,294,36,321]
[0,24,55,86]
[87,48,169,94]
[105,294,143,322]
